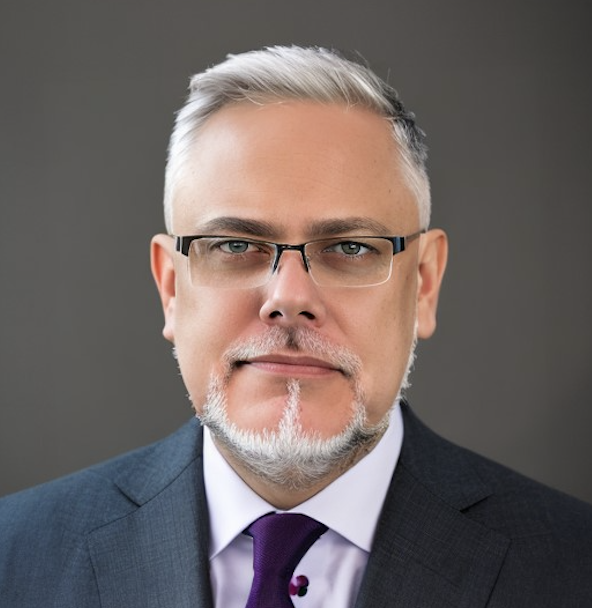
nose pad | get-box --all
[272,243,310,275]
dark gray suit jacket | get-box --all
[1,402,592,607]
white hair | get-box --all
[194,324,417,491]
[163,45,431,233]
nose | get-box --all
[259,250,327,327]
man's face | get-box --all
[153,101,444,464]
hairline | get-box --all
[163,48,431,233]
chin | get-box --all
[198,376,390,491]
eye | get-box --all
[340,242,365,255]
[215,240,257,254]
[209,238,273,260]
[219,240,252,254]
[325,241,374,256]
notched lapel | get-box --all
[354,405,510,608]
[355,467,509,608]
[87,423,214,608]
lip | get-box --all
[237,354,342,377]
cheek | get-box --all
[173,287,260,406]
[349,278,418,419]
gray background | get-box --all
[1,0,591,503]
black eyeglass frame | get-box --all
[174,230,425,285]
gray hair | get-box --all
[163,45,431,233]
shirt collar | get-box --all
[204,402,403,558]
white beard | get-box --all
[194,325,417,491]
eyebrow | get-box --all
[192,215,394,240]
[194,217,280,239]
[306,217,393,238]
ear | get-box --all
[151,234,177,343]
[416,229,448,339]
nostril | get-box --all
[267,309,315,320]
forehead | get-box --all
[172,101,418,236]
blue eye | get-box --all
[339,242,365,255]
[325,241,373,256]
[219,240,251,254]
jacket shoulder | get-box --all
[399,402,592,603]
[0,418,202,606]
[0,418,201,529]
[402,402,592,530]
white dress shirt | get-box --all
[204,402,403,608]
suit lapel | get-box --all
[87,422,214,608]
[355,404,510,608]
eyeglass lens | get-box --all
[187,237,395,288]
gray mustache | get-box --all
[222,327,362,378]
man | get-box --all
[1,46,591,607]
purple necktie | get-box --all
[245,512,328,608]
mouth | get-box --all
[236,354,344,378]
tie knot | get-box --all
[245,513,328,607]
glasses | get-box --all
[175,231,424,288]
